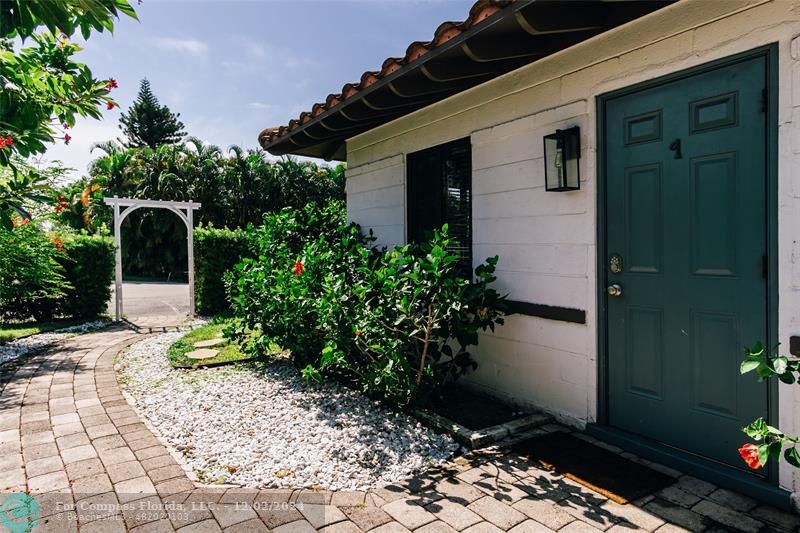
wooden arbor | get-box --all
[103,197,201,321]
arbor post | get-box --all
[113,199,123,321]
[187,203,196,316]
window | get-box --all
[406,137,472,276]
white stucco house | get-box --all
[260,0,800,508]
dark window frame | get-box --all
[406,137,473,277]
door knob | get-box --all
[607,284,623,297]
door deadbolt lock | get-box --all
[607,284,623,297]
[609,254,623,274]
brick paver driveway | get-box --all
[1,325,798,532]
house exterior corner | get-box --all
[342,0,800,500]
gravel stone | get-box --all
[0,321,108,365]
[117,332,458,491]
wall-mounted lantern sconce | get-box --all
[544,126,581,191]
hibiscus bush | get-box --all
[226,200,507,407]
[226,201,369,366]
[738,344,800,469]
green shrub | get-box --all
[57,233,115,318]
[227,200,506,407]
[0,222,70,321]
[194,226,258,315]
[0,224,114,322]
[226,201,365,363]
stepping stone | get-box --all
[186,348,219,360]
[194,338,225,348]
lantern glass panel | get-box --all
[544,127,580,191]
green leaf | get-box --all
[758,443,771,467]
[785,447,800,468]
[743,418,768,440]
[740,359,761,374]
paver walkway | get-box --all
[1,325,798,532]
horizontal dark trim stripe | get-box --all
[506,300,586,324]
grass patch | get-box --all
[0,318,87,343]
[168,320,254,369]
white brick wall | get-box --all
[344,0,800,491]
[345,155,405,248]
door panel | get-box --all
[605,57,767,471]
[690,153,737,276]
[626,305,663,400]
[625,164,663,273]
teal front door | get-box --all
[604,56,768,470]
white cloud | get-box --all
[41,117,122,182]
[153,37,208,55]
[223,36,316,78]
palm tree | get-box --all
[184,137,224,225]
[89,141,134,197]
[226,145,276,227]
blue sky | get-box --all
[43,0,476,179]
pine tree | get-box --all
[119,78,186,149]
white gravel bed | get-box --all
[0,320,109,365]
[116,332,460,491]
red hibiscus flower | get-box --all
[64,133,71,145]
[54,196,69,213]
[106,101,116,110]
[293,258,304,276]
[106,78,118,90]
[52,236,65,252]
[738,443,762,469]
[0,136,12,149]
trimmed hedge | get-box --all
[194,226,257,315]
[57,234,115,318]
[0,226,114,321]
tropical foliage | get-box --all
[0,220,114,322]
[0,221,69,321]
[739,344,800,469]
[1,1,137,40]
[226,201,506,407]
[53,139,345,280]
[0,0,136,229]
[0,158,51,229]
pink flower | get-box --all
[106,101,116,110]
[64,134,71,145]
[105,78,118,90]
